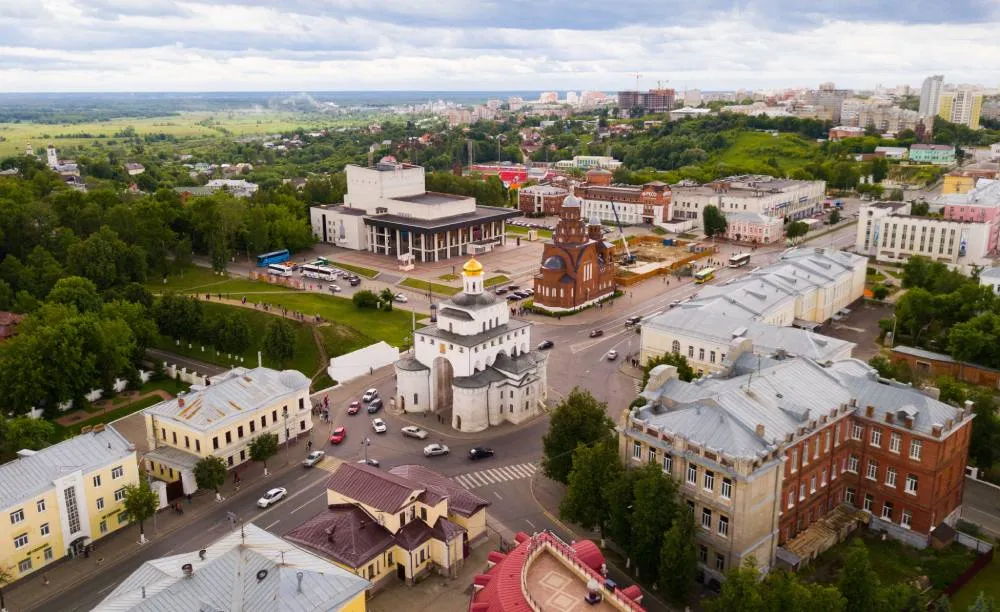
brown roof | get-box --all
[325,462,423,513]
[395,519,433,551]
[431,516,466,542]
[388,464,490,518]
[284,504,394,568]
[0,311,23,341]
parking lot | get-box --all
[820,300,893,362]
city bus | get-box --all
[267,264,294,278]
[728,253,751,268]
[299,263,337,281]
[694,267,716,284]
[256,249,290,267]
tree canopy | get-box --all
[541,388,615,483]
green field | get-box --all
[400,277,461,296]
[950,555,1000,609]
[484,275,510,287]
[0,111,335,157]
[325,261,379,278]
[506,225,553,239]
[712,132,818,175]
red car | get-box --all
[347,401,361,415]
[329,426,346,444]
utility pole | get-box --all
[362,438,371,465]
[282,407,289,455]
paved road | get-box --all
[961,477,1000,538]
[145,347,227,377]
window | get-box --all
[112,465,124,480]
[18,558,31,573]
[810,475,817,493]
[699,545,708,564]
[852,423,863,440]
[703,470,715,492]
[710,350,716,363]
[662,453,673,474]
[114,488,125,502]
[44,547,53,561]
[172,431,177,444]
[238,425,244,439]
[387,551,393,565]
[889,433,901,454]
[790,448,798,472]
[688,346,694,358]
[847,454,859,473]
[36,500,45,513]
[184,435,190,448]
[813,437,819,459]
[249,421,255,433]
[671,340,680,354]
[213,437,219,450]
[10,509,24,525]
[866,460,878,481]
[698,348,705,361]
[834,422,841,446]
[845,488,856,505]
[92,475,102,487]
[272,410,277,423]
[14,533,28,549]
[687,464,698,485]
[863,494,874,512]
[701,508,712,529]
[632,441,641,460]
[96,497,105,510]
[824,431,831,453]
[40,523,49,537]
[905,474,918,495]
[799,483,806,501]
[902,510,912,529]
[100,520,108,534]
[648,447,657,463]
[821,469,827,487]
[871,428,882,448]
[910,439,922,461]
[420,507,427,521]
[718,515,729,537]
[885,467,897,488]
[716,553,726,571]
[118,512,128,524]
[721,478,732,500]
[802,443,808,466]
[261,416,266,428]
[225,431,232,444]
[788,491,795,509]
[881,502,893,520]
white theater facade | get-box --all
[394,258,548,432]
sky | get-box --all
[1,0,999,93]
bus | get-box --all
[267,264,294,278]
[728,253,751,268]
[299,263,337,281]
[256,249,290,267]
[694,267,716,284]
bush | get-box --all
[352,290,380,309]
[872,285,890,300]
[867,267,877,275]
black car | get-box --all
[589,329,604,338]
[537,340,554,350]
[367,398,383,413]
[507,284,519,291]
[625,316,642,327]
[512,291,528,299]
[495,287,508,295]
[349,278,361,287]
[507,294,521,301]
[468,446,495,460]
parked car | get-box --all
[257,487,287,508]
[606,349,618,360]
[522,288,534,296]
[468,446,495,460]
[367,398,383,414]
[357,458,380,468]
[328,284,341,293]
[394,293,408,303]
[423,443,450,457]
[537,340,554,350]
[347,401,361,415]
[302,450,326,467]
[507,294,521,301]
[512,291,528,299]
[507,285,519,291]
[669,300,681,308]
[349,278,361,287]
[495,287,508,295]
[329,426,347,444]
[625,316,642,327]
[401,426,429,440]
[371,418,387,434]
[362,388,379,402]
[589,329,604,338]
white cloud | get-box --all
[0,1,997,92]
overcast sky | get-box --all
[1,0,999,93]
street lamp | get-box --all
[282,407,289,454]
[362,437,371,465]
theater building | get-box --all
[533,195,617,311]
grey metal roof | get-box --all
[93,523,370,612]
[416,319,530,348]
[394,357,430,372]
[891,345,955,363]
[363,206,518,232]
[448,291,498,309]
[452,367,507,389]
[143,445,201,470]
[143,367,310,433]
[0,426,135,510]
[438,306,474,320]
[980,267,1000,281]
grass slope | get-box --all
[400,277,461,296]
[712,132,818,176]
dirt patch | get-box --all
[56,390,172,427]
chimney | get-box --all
[945,418,954,431]
[182,563,193,578]
[199,549,206,561]
[904,416,914,429]
[922,386,941,400]
[850,398,857,407]
[885,412,894,424]
[359,520,366,530]
[932,424,943,438]
[326,526,336,543]
[178,397,185,408]
[755,424,765,438]
[296,571,304,594]
[865,405,875,418]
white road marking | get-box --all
[493,491,503,500]
[451,463,538,490]
[97,583,117,595]
[264,520,280,530]
[525,519,536,530]
[291,492,326,514]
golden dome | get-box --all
[462,257,484,276]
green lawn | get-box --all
[438,273,460,281]
[950,555,1000,609]
[484,275,510,287]
[399,277,461,296]
[325,261,379,278]
[713,132,818,175]
[506,225,553,239]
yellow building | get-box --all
[942,169,998,195]
[141,367,312,496]
[0,425,138,583]
[938,89,984,130]
[286,463,489,592]
[91,522,369,611]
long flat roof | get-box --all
[391,191,470,205]
[364,205,518,233]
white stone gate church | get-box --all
[394,258,548,432]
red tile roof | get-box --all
[325,462,423,513]
[389,464,490,517]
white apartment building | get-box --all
[919,75,944,116]
[554,155,623,170]
[671,176,826,225]
[856,202,993,271]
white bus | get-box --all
[267,264,294,278]
[299,263,337,281]
[728,253,751,268]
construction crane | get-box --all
[610,202,636,265]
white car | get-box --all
[371,418,387,434]
[606,349,618,360]
[400,425,429,440]
[328,284,341,293]
[257,487,287,508]
[302,450,325,467]
[423,443,450,457]
[394,293,408,303]
[362,388,379,403]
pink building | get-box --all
[724,211,785,244]
[938,179,1000,254]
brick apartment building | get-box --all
[533,195,616,312]
[573,168,672,225]
[617,88,676,116]
[517,184,569,215]
[620,354,973,582]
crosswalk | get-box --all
[452,462,537,489]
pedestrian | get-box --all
[97,558,105,567]
[187,493,192,504]
[43,574,50,586]
[307,440,313,451]
[370,366,374,375]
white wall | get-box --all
[345,164,425,205]
[310,207,368,250]
[414,326,531,378]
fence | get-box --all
[943,547,994,597]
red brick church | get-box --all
[532,195,617,311]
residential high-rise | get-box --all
[938,89,984,129]
[919,75,944,116]
[616,89,676,116]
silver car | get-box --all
[302,450,325,467]
[401,426,429,440]
[423,443,450,457]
